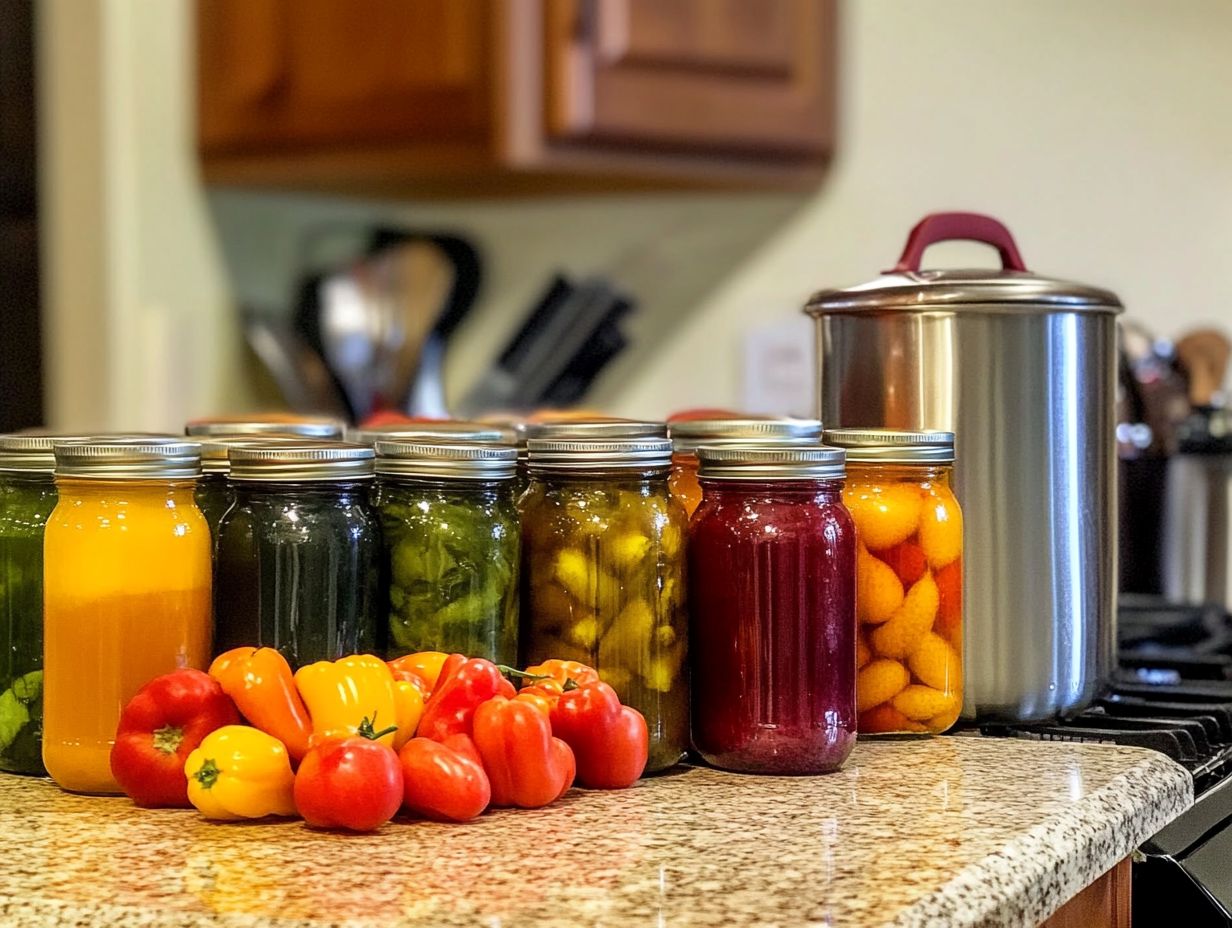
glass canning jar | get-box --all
[375,441,520,665]
[0,435,81,775]
[196,436,315,546]
[824,429,963,735]
[520,432,687,773]
[43,439,212,794]
[213,443,381,667]
[667,418,823,518]
[689,445,857,774]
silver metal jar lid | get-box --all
[54,438,203,479]
[527,438,673,472]
[199,436,308,475]
[351,421,516,446]
[823,428,955,464]
[0,434,99,473]
[697,445,846,481]
[375,441,518,481]
[669,418,823,454]
[186,417,345,439]
[525,419,668,441]
[227,442,375,482]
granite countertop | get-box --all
[0,737,1191,928]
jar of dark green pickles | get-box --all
[0,434,67,775]
[520,430,688,772]
[213,443,381,667]
[375,441,520,665]
[197,437,317,545]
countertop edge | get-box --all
[885,746,1195,928]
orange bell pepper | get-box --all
[208,648,313,762]
[387,651,453,696]
[517,659,601,708]
[472,696,574,808]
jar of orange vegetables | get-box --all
[43,439,212,794]
[667,418,822,518]
[823,429,962,734]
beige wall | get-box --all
[40,1,1232,427]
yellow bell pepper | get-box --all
[183,725,296,821]
[294,654,419,750]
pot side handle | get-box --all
[891,212,1028,273]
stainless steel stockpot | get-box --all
[805,212,1124,722]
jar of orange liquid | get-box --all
[667,418,822,517]
[43,439,212,793]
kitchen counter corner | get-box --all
[0,737,1192,928]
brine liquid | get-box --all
[689,483,857,774]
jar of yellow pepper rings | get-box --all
[519,424,688,772]
[823,429,963,734]
[667,417,823,517]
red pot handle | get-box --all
[891,212,1028,273]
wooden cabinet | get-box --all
[197,0,835,196]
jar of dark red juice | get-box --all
[689,445,856,774]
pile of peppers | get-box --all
[108,649,649,833]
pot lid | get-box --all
[804,212,1123,314]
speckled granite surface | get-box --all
[0,737,1191,928]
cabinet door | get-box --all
[545,0,835,155]
[198,0,491,154]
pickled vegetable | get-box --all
[849,473,963,734]
[520,478,687,772]
[378,482,519,665]
[0,472,58,775]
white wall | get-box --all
[614,0,1232,416]
[39,0,1232,427]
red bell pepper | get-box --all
[550,680,648,789]
[472,696,574,808]
[417,657,515,742]
[110,669,240,808]
[399,734,490,822]
[293,736,404,833]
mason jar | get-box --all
[520,431,687,773]
[667,418,823,518]
[350,420,517,446]
[824,429,963,735]
[197,436,314,546]
[0,434,80,775]
[689,445,856,774]
[213,443,381,667]
[375,441,520,665]
[43,438,212,793]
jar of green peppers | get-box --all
[520,431,688,772]
[375,441,521,665]
[0,434,72,775]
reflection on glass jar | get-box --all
[43,439,212,794]
[689,445,856,774]
[519,431,687,772]
[213,443,381,667]
[824,429,963,735]
[374,441,520,665]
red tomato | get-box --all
[399,735,491,822]
[879,540,928,586]
[293,738,403,832]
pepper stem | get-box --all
[193,758,220,790]
[498,666,550,683]
[357,712,398,741]
[152,724,185,754]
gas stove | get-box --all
[979,595,1232,925]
